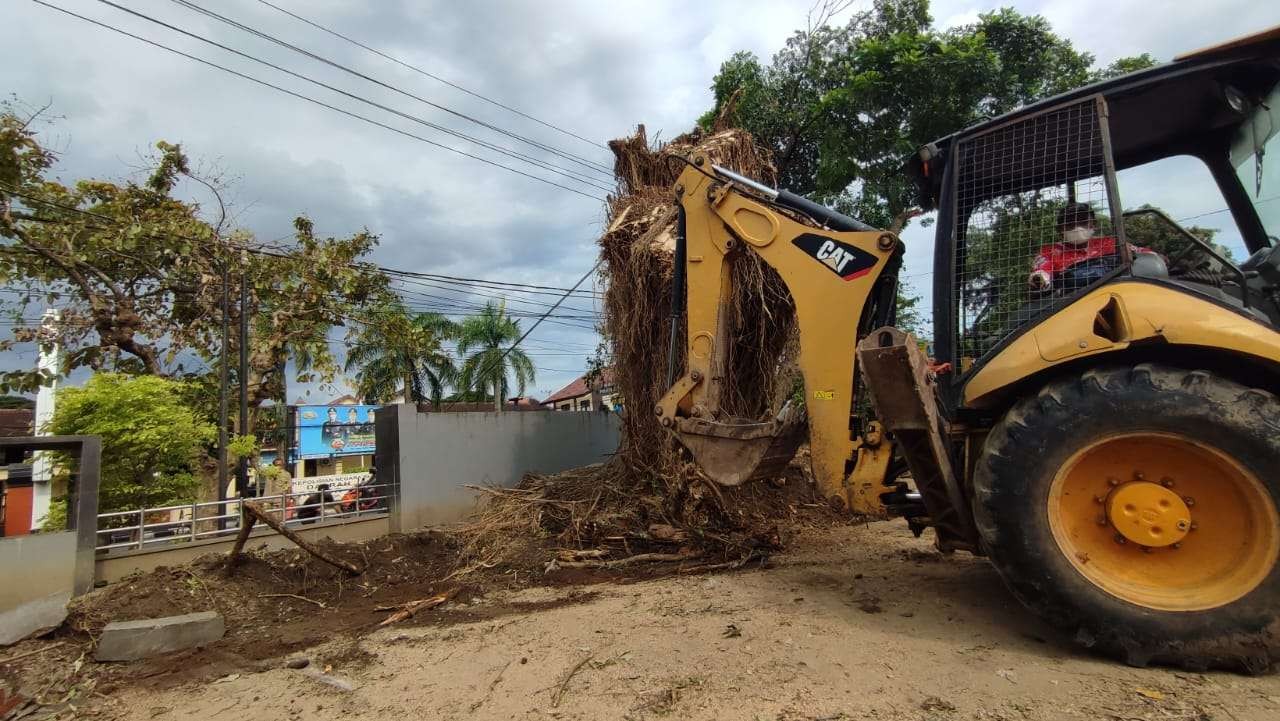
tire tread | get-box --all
[974,364,1280,672]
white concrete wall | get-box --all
[0,531,77,644]
[386,407,620,530]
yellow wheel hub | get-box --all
[1107,482,1191,547]
[1048,432,1279,612]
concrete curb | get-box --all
[96,611,224,661]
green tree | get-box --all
[1095,54,1159,81]
[894,282,926,338]
[456,301,535,412]
[701,0,1156,332]
[1123,204,1226,259]
[0,102,390,432]
[45,373,215,517]
[344,301,458,408]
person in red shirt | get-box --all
[1029,202,1153,294]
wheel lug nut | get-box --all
[1114,534,1127,545]
[1094,495,1105,504]
[1134,471,1145,481]
[1141,545,1152,554]
[1183,496,1195,507]
[1160,477,1175,488]
[1172,542,1181,550]
[1097,515,1108,526]
[1176,520,1190,531]
[1107,478,1120,487]
[1190,522,1198,531]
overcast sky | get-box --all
[3,0,1277,402]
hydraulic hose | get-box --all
[665,204,688,389]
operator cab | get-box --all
[907,26,1280,382]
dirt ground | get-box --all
[38,520,1279,721]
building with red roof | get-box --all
[542,369,618,412]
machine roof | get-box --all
[907,25,1280,209]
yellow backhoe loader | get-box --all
[656,27,1280,671]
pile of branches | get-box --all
[602,124,800,480]
[456,123,814,574]
[458,462,832,575]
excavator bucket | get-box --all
[672,404,806,486]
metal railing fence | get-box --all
[94,483,391,553]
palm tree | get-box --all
[456,301,535,412]
[344,301,458,408]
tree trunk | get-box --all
[494,371,503,412]
[241,502,362,575]
[405,372,415,404]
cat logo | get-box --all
[791,233,878,281]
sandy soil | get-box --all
[86,521,1280,721]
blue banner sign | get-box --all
[296,405,378,459]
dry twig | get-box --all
[552,654,594,707]
[377,588,457,627]
[469,659,513,712]
[552,551,702,570]
[258,593,326,608]
[0,641,66,665]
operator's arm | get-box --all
[1029,245,1057,291]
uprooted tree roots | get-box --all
[455,459,838,576]
[456,126,823,575]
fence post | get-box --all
[190,501,198,542]
[136,508,145,550]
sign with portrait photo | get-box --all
[296,405,378,459]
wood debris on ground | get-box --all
[377,589,458,627]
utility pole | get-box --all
[237,254,250,497]
[217,258,230,512]
[31,309,61,527]
[278,358,288,471]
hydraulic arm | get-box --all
[654,156,900,512]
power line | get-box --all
[165,0,613,178]
[31,0,608,202]
[254,0,608,153]
[87,0,614,195]
[383,269,603,298]
[440,258,604,411]
[1176,196,1280,224]
[389,280,601,316]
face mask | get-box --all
[1062,227,1092,246]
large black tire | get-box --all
[973,363,1280,672]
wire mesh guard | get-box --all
[954,99,1117,363]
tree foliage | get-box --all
[0,102,390,425]
[45,373,215,515]
[456,301,535,412]
[700,0,1157,340]
[344,300,457,408]
[1123,204,1226,259]
[704,1,1155,227]
[893,281,926,337]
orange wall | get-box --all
[2,485,33,536]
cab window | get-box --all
[1231,80,1280,243]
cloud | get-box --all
[3,0,1275,397]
